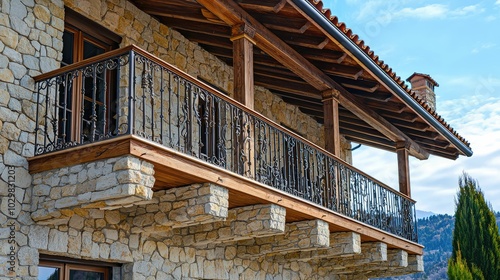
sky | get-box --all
[321,0,500,214]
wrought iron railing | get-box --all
[33,45,418,242]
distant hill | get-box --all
[416,210,437,219]
[374,212,500,280]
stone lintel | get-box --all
[132,183,229,233]
[237,219,330,258]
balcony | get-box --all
[30,45,418,247]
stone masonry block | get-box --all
[172,204,286,247]
[133,183,229,233]
[269,231,361,263]
[387,249,408,267]
[237,219,330,258]
[356,250,414,278]
[409,254,424,272]
[30,155,156,222]
[316,242,388,274]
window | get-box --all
[38,259,112,280]
[59,9,121,144]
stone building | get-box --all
[0,0,472,279]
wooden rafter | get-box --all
[237,0,298,15]
[161,18,231,35]
[342,82,379,93]
[291,46,347,64]
[383,117,429,131]
[345,88,393,102]
[255,75,319,98]
[252,13,312,34]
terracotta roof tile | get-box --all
[307,0,470,148]
[407,72,440,87]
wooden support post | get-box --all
[322,89,341,157]
[322,89,343,210]
[231,24,256,178]
[396,141,411,196]
[231,24,255,109]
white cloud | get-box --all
[485,15,496,21]
[349,0,409,22]
[472,43,496,54]
[450,5,484,17]
[352,0,387,20]
[496,0,500,6]
[397,4,448,19]
[395,4,484,20]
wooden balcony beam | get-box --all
[195,0,429,160]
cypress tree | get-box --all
[449,173,500,279]
[448,249,475,280]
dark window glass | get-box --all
[83,40,105,59]
[69,269,105,280]
[62,31,74,66]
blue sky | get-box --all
[321,0,500,214]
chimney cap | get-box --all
[406,72,439,87]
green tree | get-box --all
[448,249,474,280]
[448,173,500,279]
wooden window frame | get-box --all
[38,258,112,280]
[62,8,121,142]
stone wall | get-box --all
[1,0,65,278]
[0,0,391,279]
[25,157,396,279]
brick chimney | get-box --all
[406,73,439,111]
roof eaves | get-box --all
[290,0,472,157]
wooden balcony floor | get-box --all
[29,135,423,255]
